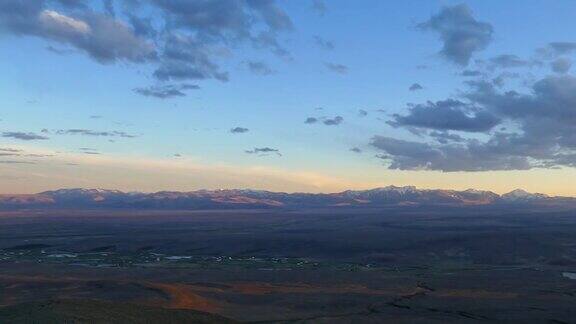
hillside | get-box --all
[0,299,237,324]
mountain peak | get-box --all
[502,189,548,200]
[0,186,572,210]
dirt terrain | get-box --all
[1,207,576,323]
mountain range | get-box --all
[0,186,574,210]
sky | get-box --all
[1,0,576,196]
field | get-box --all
[1,207,576,323]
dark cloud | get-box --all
[230,127,249,134]
[78,147,98,152]
[313,35,334,50]
[0,147,51,157]
[350,147,362,153]
[2,132,49,141]
[325,62,348,74]
[51,129,137,138]
[54,0,87,9]
[466,75,576,123]
[0,148,23,153]
[25,153,54,158]
[488,54,531,69]
[247,0,293,31]
[46,45,75,55]
[304,117,318,124]
[374,74,576,171]
[245,147,281,156]
[245,60,275,75]
[311,0,327,16]
[409,83,423,91]
[0,0,293,84]
[428,131,466,144]
[547,42,576,56]
[551,57,572,74]
[133,83,199,99]
[323,116,344,126]
[0,160,37,165]
[0,1,157,64]
[461,69,482,77]
[419,4,493,66]
[371,136,530,172]
[388,99,500,132]
[154,34,230,81]
[103,0,115,17]
[358,109,368,117]
[128,14,157,38]
[152,0,292,62]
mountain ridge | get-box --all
[0,186,574,210]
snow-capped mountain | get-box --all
[0,187,573,210]
[501,189,549,201]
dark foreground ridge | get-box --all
[1,186,575,210]
[0,299,237,324]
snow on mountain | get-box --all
[0,186,573,210]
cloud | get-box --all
[245,60,275,75]
[551,57,572,74]
[350,147,362,153]
[409,83,423,91]
[388,99,500,132]
[0,0,293,83]
[0,2,157,64]
[374,74,576,171]
[428,131,466,144]
[305,115,344,126]
[0,148,23,153]
[154,34,231,82]
[54,0,87,9]
[247,0,293,31]
[0,147,52,158]
[323,116,344,126]
[311,0,327,16]
[51,129,137,138]
[0,147,380,194]
[46,45,75,55]
[358,109,368,117]
[78,147,99,152]
[325,62,348,74]
[152,0,292,62]
[230,127,249,134]
[304,117,318,124]
[128,14,157,38]
[25,153,54,158]
[0,160,37,165]
[547,42,576,56]
[488,54,531,69]
[371,136,530,172]
[313,35,334,50]
[245,147,282,156]
[2,132,49,141]
[133,83,199,99]
[419,4,493,66]
[461,69,482,77]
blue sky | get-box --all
[1,0,576,195]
